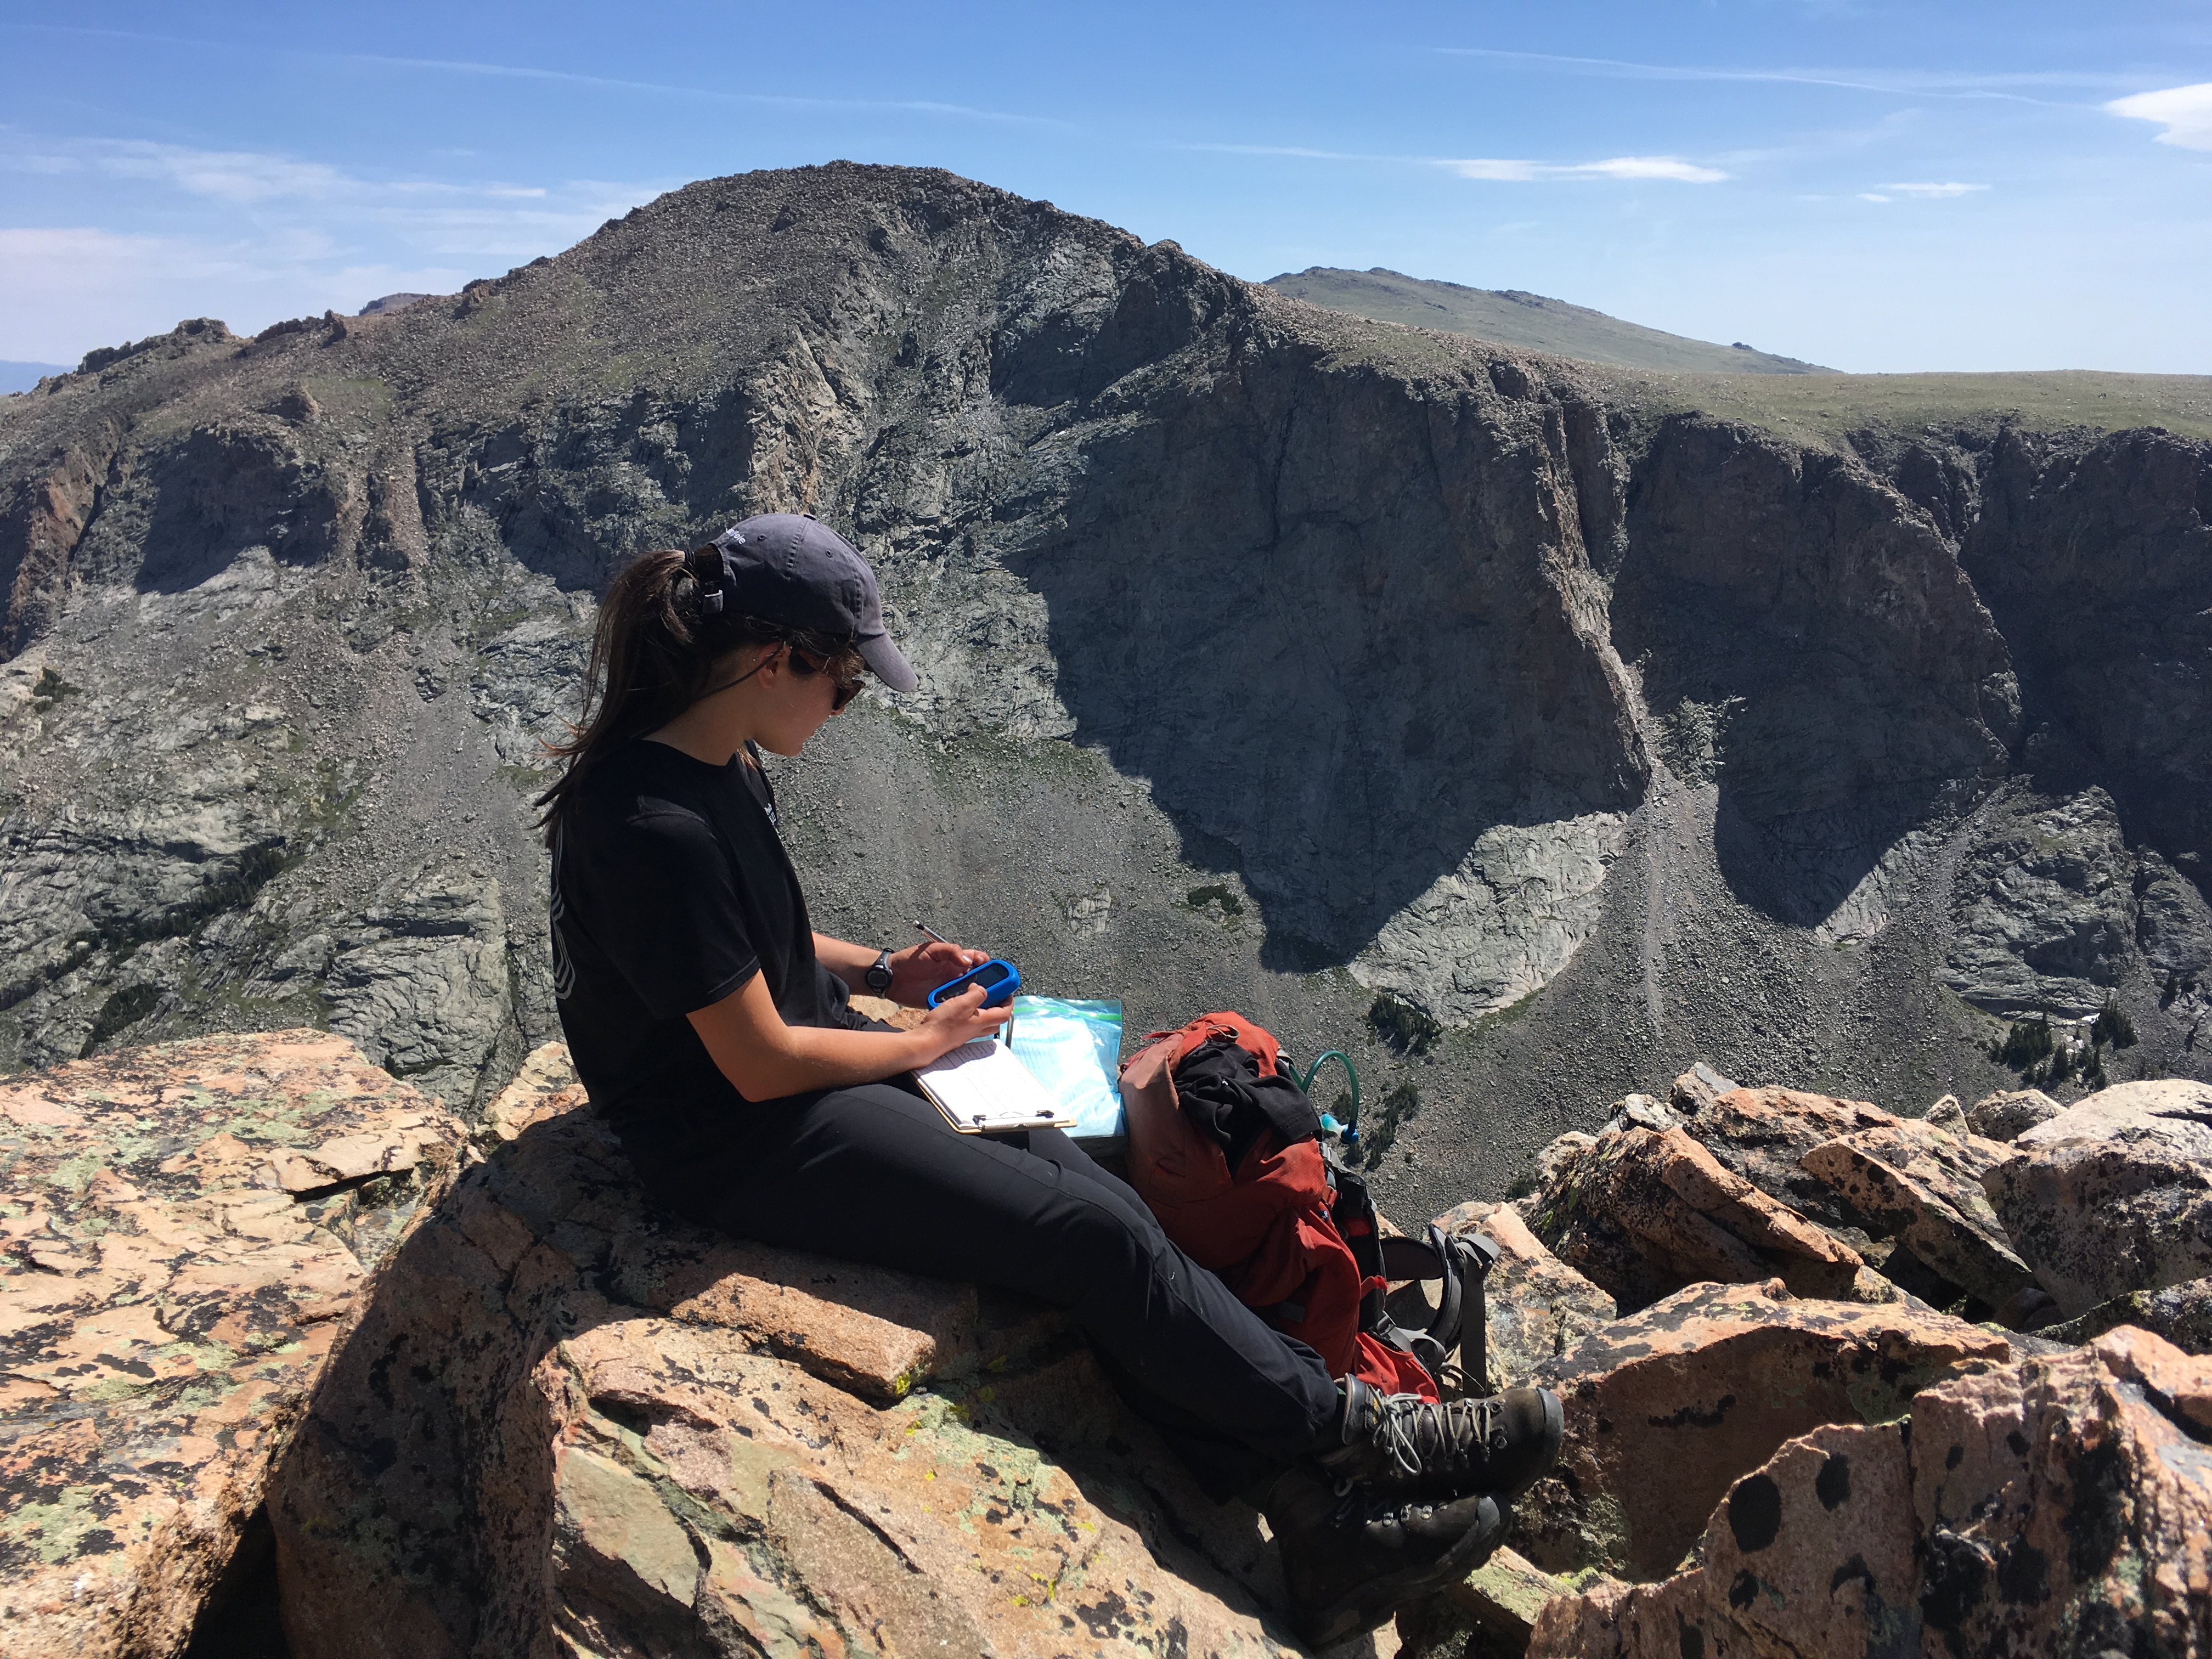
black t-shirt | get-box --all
[550,738,855,1177]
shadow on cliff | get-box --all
[1612,416,2018,929]
[136,425,346,593]
[1000,325,1645,973]
[1962,426,2212,883]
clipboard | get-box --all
[914,1039,1075,1133]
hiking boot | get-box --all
[1317,1377,1565,1499]
[1266,1467,1505,1648]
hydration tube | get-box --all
[1299,1049,1361,1149]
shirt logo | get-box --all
[549,831,577,1002]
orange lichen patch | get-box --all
[0,1092,84,1128]
[269,1132,423,1193]
[1537,1124,1865,1310]
[272,1044,1288,1659]
[2,1029,463,1659]
[1517,1278,2008,1582]
[478,1041,588,1143]
[1531,1327,2212,1659]
[155,1130,259,1178]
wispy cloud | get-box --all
[5,21,1074,128]
[0,225,172,267]
[1171,140,1726,183]
[4,138,568,210]
[2107,82,2212,149]
[0,134,670,357]
[342,51,1076,128]
[1430,46,2136,104]
[1879,181,1990,198]
[95,143,354,205]
[1174,143,1398,162]
[0,223,476,360]
[1444,155,1729,183]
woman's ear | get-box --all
[724,641,774,681]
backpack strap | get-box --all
[1323,1148,1392,1335]
[1368,1223,1500,1393]
[1448,1228,1499,1394]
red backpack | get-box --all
[1118,1012,1495,1402]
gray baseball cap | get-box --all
[706,514,917,692]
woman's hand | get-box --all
[887,939,988,1008]
[911,981,1012,1059]
[690,969,1006,1101]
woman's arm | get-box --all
[814,931,986,1008]
[689,969,1008,1101]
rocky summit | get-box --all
[0,162,2207,1222]
[3,161,2212,1655]
[273,1042,1301,1659]
[7,1034,2212,1656]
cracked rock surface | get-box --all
[0,1030,461,1659]
[270,1044,1310,1658]
[5,1029,2210,1656]
[1985,1076,2212,1316]
[1526,1327,2212,1659]
[1507,1277,2008,1582]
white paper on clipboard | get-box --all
[915,1039,1074,1133]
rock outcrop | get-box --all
[1506,1279,2008,1582]
[1535,1071,2106,1324]
[271,1045,1306,1657]
[1395,1545,1575,1659]
[1431,1199,1618,1392]
[1528,1126,1865,1312]
[2040,1273,2212,1351]
[1797,1119,2034,1309]
[9,1019,2212,1657]
[1965,1085,2063,1142]
[1671,1084,1899,1231]
[0,1031,461,1658]
[1984,1077,2212,1315]
[1526,1327,2212,1658]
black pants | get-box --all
[669,1082,1339,1500]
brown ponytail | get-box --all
[534,546,859,844]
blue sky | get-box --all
[3,2,2208,374]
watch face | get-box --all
[866,951,894,991]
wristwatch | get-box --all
[865,948,895,994]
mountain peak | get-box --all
[1265,266,1835,375]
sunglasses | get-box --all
[786,646,865,710]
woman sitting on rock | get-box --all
[535,513,1562,1646]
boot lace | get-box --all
[1373,1393,1505,1484]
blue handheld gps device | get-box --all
[926,958,1022,1009]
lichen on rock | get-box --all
[1509,1277,2007,1582]
[1527,1327,2212,1659]
[0,1029,462,1659]
[270,1044,1306,1657]
[1983,1077,2212,1317]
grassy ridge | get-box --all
[1263,267,2212,449]
[1592,365,2212,448]
[1265,266,1835,376]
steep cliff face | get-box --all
[1616,419,2021,932]
[0,163,2205,1220]
[1965,427,2212,874]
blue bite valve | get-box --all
[925,958,1021,1009]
